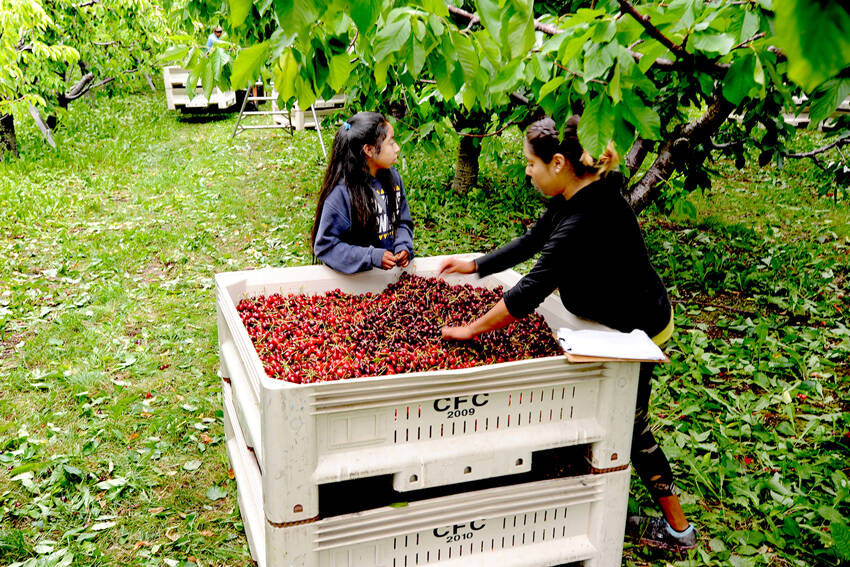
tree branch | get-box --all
[782,136,850,159]
[627,89,735,213]
[77,0,99,6]
[731,32,765,51]
[617,0,683,58]
[617,0,729,75]
[625,137,653,173]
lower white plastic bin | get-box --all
[223,380,630,567]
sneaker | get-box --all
[626,516,698,552]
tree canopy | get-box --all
[166,0,849,209]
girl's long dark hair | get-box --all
[311,112,398,249]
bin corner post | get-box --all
[590,362,640,471]
[262,386,319,524]
[266,520,319,567]
[584,468,631,567]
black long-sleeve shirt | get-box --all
[475,173,671,337]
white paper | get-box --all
[556,328,666,361]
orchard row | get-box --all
[236,272,562,383]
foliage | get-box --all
[164,0,850,205]
[0,0,169,146]
[0,0,79,114]
[1,93,849,565]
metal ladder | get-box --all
[231,83,327,159]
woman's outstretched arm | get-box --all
[441,299,517,341]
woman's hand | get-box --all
[381,250,397,270]
[441,325,476,341]
[438,257,476,276]
[394,250,410,267]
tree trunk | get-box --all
[0,114,18,160]
[451,133,481,193]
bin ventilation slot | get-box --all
[390,506,586,566]
[392,386,579,445]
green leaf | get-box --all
[722,52,759,106]
[206,485,229,501]
[832,522,850,560]
[407,38,427,79]
[635,40,672,73]
[462,84,477,110]
[231,42,269,89]
[583,43,614,81]
[95,477,128,490]
[327,52,351,91]
[295,73,317,109]
[474,0,502,41]
[693,33,736,55]
[819,506,846,524]
[539,75,566,99]
[808,79,850,125]
[431,54,456,101]
[503,3,535,58]
[274,49,298,100]
[577,95,615,158]
[452,33,479,82]
[273,0,317,35]
[230,0,253,28]
[774,0,850,92]
[374,18,411,62]
[349,0,378,35]
[618,92,660,140]
[159,45,191,65]
[489,59,523,95]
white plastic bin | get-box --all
[162,66,236,111]
[216,256,639,524]
[223,379,630,567]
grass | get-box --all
[0,90,848,567]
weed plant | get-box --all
[0,92,848,567]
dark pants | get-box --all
[631,362,676,500]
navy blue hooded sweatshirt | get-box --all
[313,167,414,274]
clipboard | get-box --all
[557,328,670,363]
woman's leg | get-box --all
[631,362,688,531]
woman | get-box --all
[439,115,698,553]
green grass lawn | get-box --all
[1,91,848,567]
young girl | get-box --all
[438,115,698,553]
[311,112,414,274]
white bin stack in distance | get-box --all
[216,256,640,567]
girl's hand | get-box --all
[394,250,410,267]
[438,258,476,276]
[381,250,397,270]
[441,325,476,341]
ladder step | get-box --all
[237,124,290,130]
[247,96,277,101]
[241,111,291,116]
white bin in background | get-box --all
[223,379,631,567]
[215,256,640,525]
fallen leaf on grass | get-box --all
[200,433,213,444]
[198,530,214,537]
[90,521,116,531]
[183,460,202,471]
[140,411,153,418]
[205,486,227,501]
[226,468,235,480]
[133,540,149,550]
[165,529,180,542]
[148,507,165,514]
[128,432,139,441]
